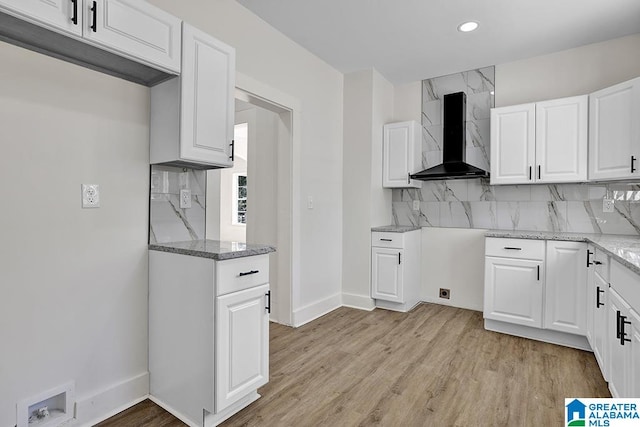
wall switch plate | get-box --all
[307,196,313,210]
[412,200,420,211]
[603,198,614,213]
[81,184,100,208]
[180,189,192,209]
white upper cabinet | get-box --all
[150,22,235,169]
[82,0,181,72]
[589,77,640,181]
[0,0,82,36]
[491,96,588,185]
[536,96,588,183]
[490,103,535,185]
[383,121,422,188]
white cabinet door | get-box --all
[490,104,535,185]
[535,95,588,183]
[593,272,609,380]
[544,241,587,334]
[586,246,595,346]
[608,288,631,398]
[0,0,82,35]
[383,121,421,188]
[215,284,269,412]
[589,77,640,181]
[180,23,234,167]
[371,247,404,303]
[83,0,181,72]
[631,309,640,398]
[484,256,543,327]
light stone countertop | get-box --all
[486,230,640,275]
[371,225,422,233]
[149,239,275,260]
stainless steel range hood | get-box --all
[410,92,489,181]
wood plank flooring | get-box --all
[97,303,609,426]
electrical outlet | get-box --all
[180,189,192,209]
[412,200,420,211]
[603,198,614,213]
[439,288,450,299]
[82,184,100,208]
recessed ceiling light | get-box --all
[458,21,479,32]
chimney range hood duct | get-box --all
[410,92,489,181]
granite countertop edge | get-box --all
[486,229,640,275]
[149,241,276,260]
[371,225,422,233]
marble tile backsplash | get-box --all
[392,182,640,235]
[150,165,206,244]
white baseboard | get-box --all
[74,372,149,427]
[421,296,482,312]
[341,292,375,311]
[292,293,341,327]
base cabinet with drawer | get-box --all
[149,250,270,427]
[484,237,589,349]
[371,229,420,312]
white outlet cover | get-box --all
[82,184,100,208]
[180,189,192,209]
[603,198,614,213]
[412,200,420,211]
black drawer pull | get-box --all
[594,260,603,265]
[265,291,271,313]
[229,139,235,161]
[596,287,604,308]
[632,155,637,173]
[90,1,97,32]
[620,315,631,346]
[239,270,259,277]
[71,0,78,25]
[380,238,393,242]
[586,249,593,267]
[503,247,522,250]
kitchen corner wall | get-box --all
[150,166,206,243]
[393,54,640,235]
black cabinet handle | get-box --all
[594,260,603,265]
[239,270,259,277]
[586,250,593,267]
[503,247,522,251]
[90,1,97,32]
[71,0,78,25]
[229,139,235,161]
[529,166,532,180]
[620,315,631,346]
[398,253,401,265]
[537,265,540,281]
[265,291,271,313]
[537,165,541,180]
[407,172,410,184]
[632,156,637,173]
[596,287,604,308]
[380,238,392,242]
[616,310,622,339]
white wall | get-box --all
[150,0,344,323]
[342,69,394,309]
[496,33,640,106]
[0,43,150,426]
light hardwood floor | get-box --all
[97,303,609,426]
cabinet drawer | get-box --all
[216,254,269,296]
[610,260,640,311]
[485,238,545,260]
[372,232,404,248]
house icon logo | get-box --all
[566,399,587,426]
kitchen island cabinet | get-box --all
[148,240,274,427]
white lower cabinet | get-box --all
[215,284,269,412]
[631,309,640,397]
[592,271,609,379]
[484,238,589,349]
[370,229,420,312]
[545,241,587,334]
[608,288,631,398]
[484,238,545,327]
[149,250,270,426]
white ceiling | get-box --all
[236,0,640,84]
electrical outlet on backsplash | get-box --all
[391,182,640,235]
